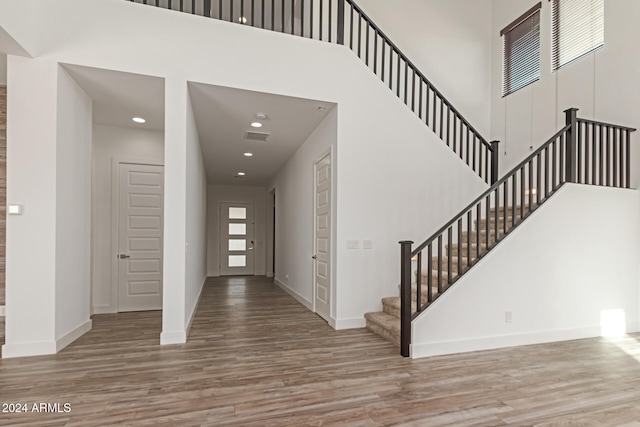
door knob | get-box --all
[312,255,318,259]
[118,254,130,259]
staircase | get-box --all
[365,206,525,346]
[367,109,636,356]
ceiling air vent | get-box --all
[244,131,270,142]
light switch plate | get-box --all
[8,204,24,215]
[346,240,360,249]
[363,240,373,249]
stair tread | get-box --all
[364,311,400,332]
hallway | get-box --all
[2,277,640,426]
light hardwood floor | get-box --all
[2,276,640,426]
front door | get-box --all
[220,202,255,276]
[314,153,331,322]
[117,163,164,312]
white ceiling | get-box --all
[64,64,334,186]
[188,82,333,186]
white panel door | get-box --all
[314,153,331,322]
[118,163,164,312]
[220,202,255,276]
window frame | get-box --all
[501,2,542,97]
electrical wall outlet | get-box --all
[505,311,513,323]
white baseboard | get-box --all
[0,305,5,317]
[274,278,313,310]
[91,305,117,315]
[185,277,206,339]
[410,322,640,359]
[56,319,92,352]
[2,340,57,359]
[334,317,366,330]
[160,330,186,345]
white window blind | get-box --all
[552,0,604,71]
[502,3,541,97]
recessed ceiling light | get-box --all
[132,117,146,123]
[251,122,263,128]
[239,16,247,23]
[244,152,254,157]
[256,113,268,120]
[237,172,246,176]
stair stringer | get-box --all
[411,183,640,358]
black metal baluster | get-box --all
[427,243,433,303]
[584,122,590,184]
[374,29,378,74]
[381,40,385,82]
[299,0,303,35]
[467,211,472,268]
[388,49,393,90]
[357,15,361,57]
[219,0,222,20]
[520,168,525,217]
[230,0,233,22]
[473,134,477,172]
[457,219,462,277]
[452,115,457,150]
[494,188,499,243]
[465,128,470,163]
[328,0,332,42]
[619,128,624,188]
[437,235,443,294]
[536,153,541,206]
[404,63,408,104]
[476,204,481,259]
[552,139,557,190]
[425,84,430,127]
[599,125,604,186]
[418,78,422,120]
[291,0,294,34]
[544,146,549,198]
[447,227,452,285]
[365,22,369,65]
[396,56,401,98]
[281,0,284,32]
[240,0,244,24]
[319,0,323,40]
[439,99,444,140]
[592,124,597,185]
[559,133,565,185]
[191,0,195,14]
[606,126,611,186]
[416,252,422,313]
[432,87,437,131]
[528,160,533,210]
[503,180,508,235]
[577,121,582,182]
[348,5,353,49]
[309,0,313,36]
[411,70,416,112]
[613,128,619,187]
[512,174,517,226]
[485,195,490,249]
[626,129,631,188]
[446,106,450,147]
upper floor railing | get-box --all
[128,0,499,183]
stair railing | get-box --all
[127,0,499,183]
[399,108,636,357]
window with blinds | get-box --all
[552,0,604,71]
[501,3,541,97]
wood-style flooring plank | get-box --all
[2,276,640,426]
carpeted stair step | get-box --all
[364,311,400,346]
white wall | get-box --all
[206,185,267,277]
[91,124,164,314]
[412,184,640,358]
[184,92,207,327]
[1,0,490,355]
[491,0,640,184]
[270,107,337,314]
[3,56,58,358]
[54,66,93,347]
[356,0,494,136]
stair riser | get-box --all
[365,320,400,346]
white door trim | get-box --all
[109,157,163,313]
[312,148,334,325]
